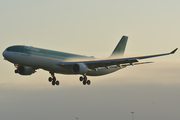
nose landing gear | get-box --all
[79,75,91,85]
[48,72,59,86]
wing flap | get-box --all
[122,62,153,66]
[86,59,138,69]
[57,58,138,69]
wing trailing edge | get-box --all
[122,62,153,66]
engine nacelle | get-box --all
[72,63,89,74]
[16,66,35,75]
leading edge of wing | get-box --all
[57,48,178,69]
[134,48,178,60]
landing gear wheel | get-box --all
[52,81,56,86]
[79,76,84,81]
[56,81,60,85]
[80,75,91,85]
[83,80,87,85]
[49,72,60,86]
[87,80,91,85]
[15,70,18,73]
[48,77,53,82]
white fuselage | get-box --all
[3,50,125,76]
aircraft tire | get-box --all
[56,81,60,85]
[15,70,18,73]
[48,77,52,82]
[83,80,86,85]
[87,80,91,85]
[79,76,84,81]
[52,81,56,86]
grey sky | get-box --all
[0,0,180,120]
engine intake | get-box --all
[72,63,89,74]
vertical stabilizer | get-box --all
[110,36,128,58]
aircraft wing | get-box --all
[57,48,178,69]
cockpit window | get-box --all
[6,48,15,51]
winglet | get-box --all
[170,48,178,54]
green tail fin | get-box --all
[110,36,128,58]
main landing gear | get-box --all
[48,72,59,86]
[79,75,91,85]
[48,72,90,86]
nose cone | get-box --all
[2,50,7,59]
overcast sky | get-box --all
[0,0,180,120]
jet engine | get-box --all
[15,66,35,75]
[72,63,89,74]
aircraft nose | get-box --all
[2,50,7,58]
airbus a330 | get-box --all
[2,36,178,86]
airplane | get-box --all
[2,36,178,86]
